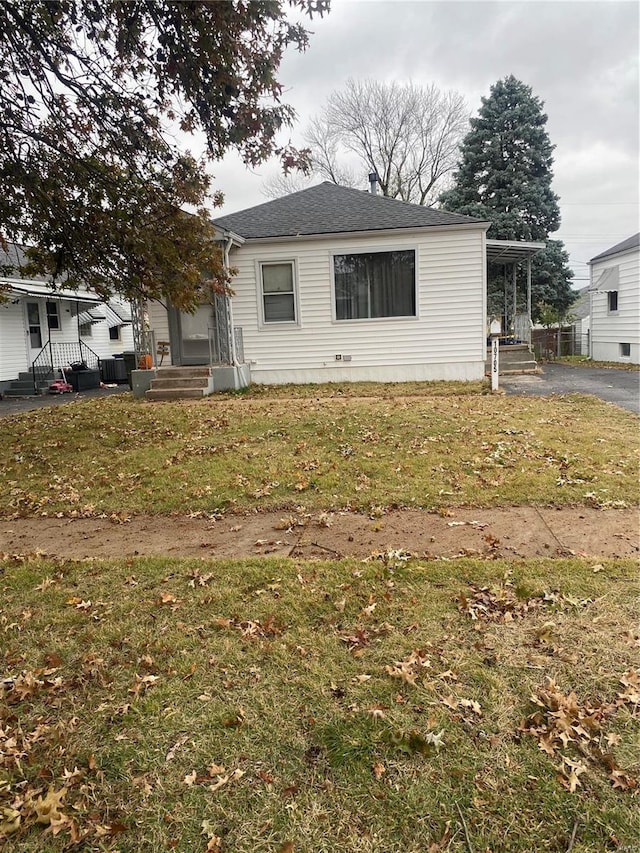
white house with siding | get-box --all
[588,233,639,364]
[146,183,490,389]
[0,245,134,396]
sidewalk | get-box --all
[1,506,637,561]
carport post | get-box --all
[526,256,532,332]
[489,319,501,391]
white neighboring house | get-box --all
[568,286,591,355]
[147,182,492,386]
[0,245,134,396]
[588,233,639,364]
[76,301,134,358]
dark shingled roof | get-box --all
[590,232,640,263]
[213,182,486,239]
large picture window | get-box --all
[260,261,297,323]
[334,249,416,321]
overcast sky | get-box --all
[212,0,639,287]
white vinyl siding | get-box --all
[0,300,29,382]
[229,227,487,383]
[590,248,640,364]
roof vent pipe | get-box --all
[368,172,378,195]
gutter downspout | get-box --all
[223,234,237,365]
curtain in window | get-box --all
[334,250,415,320]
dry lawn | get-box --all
[1,391,637,517]
[1,554,638,852]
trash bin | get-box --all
[122,351,137,389]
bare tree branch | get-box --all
[302,79,469,205]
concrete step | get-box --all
[485,345,537,375]
[156,367,211,379]
[498,366,541,375]
[8,381,38,391]
[150,377,210,390]
[145,388,207,401]
[4,389,37,398]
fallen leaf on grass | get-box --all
[209,769,245,793]
[33,785,69,829]
[372,762,386,780]
[559,757,587,793]
[0,807,21,836]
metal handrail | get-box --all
[31,341,53,389]
[31,339,101,392]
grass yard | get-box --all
[553,356,640,371]
[1,555,638,852]
[1,390,638,517]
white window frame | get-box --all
[46,300,60,330]
[619,342,631,358]
[330,245,419,323]
[607,290,619,314]
[109,325,122,341]
[257,259,300,327]
[79,322,92,338]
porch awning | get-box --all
[6,280,103,304]
[106,302,132,326]
[77,307,106,325]
[486,239,545,265]
[589,266,619,292]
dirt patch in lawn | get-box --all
[1,506,638,560]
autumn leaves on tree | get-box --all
[0,0,328,310]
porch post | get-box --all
[512,263,517,336]
[526,256,532,334]
[227,296,237,365]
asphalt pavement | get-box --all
[501,363,640,414]
[0,384,128,418]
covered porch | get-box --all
[486,239,545,344]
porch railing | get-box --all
[206,325,244,366]
[32,340,101,390]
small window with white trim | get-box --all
[109,325,121,341]
[260,261,297,323]
[79,322,92,338]
[608,291,618,313]
[620,342,631,358]
[46,300,60,330]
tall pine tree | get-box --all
[440,76,574,319]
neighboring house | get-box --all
[76,300,135,358]
[147,182,493,385]
[568,286,591,355]
[588,233,640,364]
[0,245,134,395]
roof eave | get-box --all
[588,245,640,265]
[235,220,491,244]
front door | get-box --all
[174,304,215,365]
[25,300,43,364]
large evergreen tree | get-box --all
[440,75,574,320]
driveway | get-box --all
[0,385,128,418]
[501,363,640,414]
